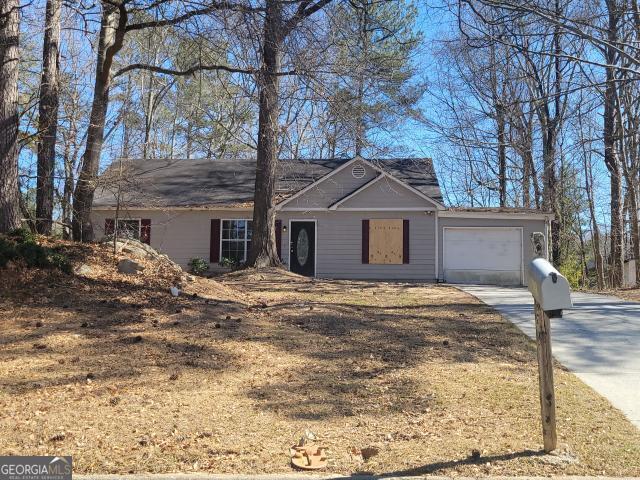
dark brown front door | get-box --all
[290,221,315,276]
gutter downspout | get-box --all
[435,209,439,282]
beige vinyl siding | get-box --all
[92,208,436,280]
[91,208,252,270]
[280,211,436,280]
[285,160,377,209]
[338,176,435,209]
[437,216,549,286]
[93,207,547,284]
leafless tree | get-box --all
[0,0,22,233]
[35,0,62,234]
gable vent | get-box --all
[351,163,366,179]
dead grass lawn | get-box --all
[1,249,639,476]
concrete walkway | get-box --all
[458,285,640,429]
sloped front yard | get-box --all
[1,258,639,476]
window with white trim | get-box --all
[116,219,140,240]
[221,219,253,263]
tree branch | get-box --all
[125,1,264,31]
[113,62,300,78]
[283,0,335,35]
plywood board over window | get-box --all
[369,219,403,264]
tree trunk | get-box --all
[522,147,531,208]
[62,143,73,239]
[246,0,282,268]
[512,102,536,208]
[354,2,368,157]
[186,122,192,159]
[542,129,560,264]
[142,64,156,159]
[604,0,624,287]
[529,151,541,209]
[496,101,507,207]
[636,196,640,287]
[578,220,588,287]
[609,163,624,286]
[35,0,62,235]
[584,151,605,289]
[620,134,640,287]
[72,5,123,241]
[120,73,133,158]
[626,155,640,288]
[0,0,21,233]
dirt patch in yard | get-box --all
[1,251,639,476]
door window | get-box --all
[296,228,309,266]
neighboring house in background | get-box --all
[92,156,551,285]
[624,258,637,287]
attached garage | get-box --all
[437,211,551,286]
[442,227,523,285]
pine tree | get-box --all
[326,0,423,156]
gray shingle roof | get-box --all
[92,157,442,208]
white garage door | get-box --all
[443,227,523,285]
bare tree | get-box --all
[247,0,334,267]
[603,0,624,287]
[35,0,62,235]
[72,0,252,241]
[95,0,332,267]
[0,0,21,233]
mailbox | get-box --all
[527,257,572,314]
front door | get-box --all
[290,221,315,276]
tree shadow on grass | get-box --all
[327,449,546,479]
[218,278,539,421]
[3,267,538,425]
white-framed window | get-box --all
[116,219,141,240]
[221,219,253,263]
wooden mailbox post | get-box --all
[527,233,573,453]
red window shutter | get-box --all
[210,219,221,263]
[140,219,151,245]
[105,218,114,235]
[403,219,410,264]
[275,219,282,260]
[362,219,369,264]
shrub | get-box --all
[219,257,241,269]
[188,257,209,275]
[558,255,583,289]
[0,236,18,267]
[48,250,72,274]
[0,229,71,273]
[17,241,49,267]
[8,227,36,244]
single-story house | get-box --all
[91,156,551,285]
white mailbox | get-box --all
[527,257,573,313]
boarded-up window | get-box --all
[368,219,404,264]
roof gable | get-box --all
[277,158,379,210]
[331,173,440,210]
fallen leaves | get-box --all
[0,255,639,476]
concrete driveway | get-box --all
[457,285,640,429]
